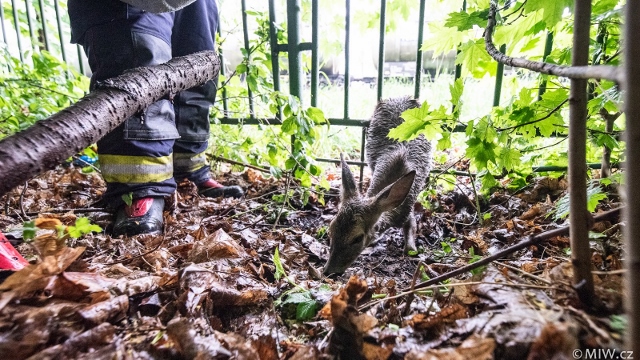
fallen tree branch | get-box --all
[485,2,620,83]
[398,206,622,294]
[357,207,623,312]
[0,51,221,198]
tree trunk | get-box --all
[568,0,595,307]
[623,0,640,352]
[0,50,220,198]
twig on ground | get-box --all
[360,281,559,312]
[403,261,425,316]
[19,181,29,220]
[493,261,552,285]
[211,155,270,173]
[272,173,292,230]
[357,207,622,311]
[5,207,108,219]
[103,234,167,266]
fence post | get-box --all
[11,0,23,62]
[414,0,426,99]
[377,0,386,101]
[538,31,554,99]
[37,0,50,51]
[241,0,255,118]
[310,0,319,107]
[287,0,303,103]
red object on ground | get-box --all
[0,233,28,270]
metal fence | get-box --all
[1,0,604,178]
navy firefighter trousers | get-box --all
[67,0,219,207]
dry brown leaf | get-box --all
[34,217,63,230]
[527,322,579,360]
[34,233,66,257]
[78,295,129,325]
[188,228,243,263]
[409,303,468,331]
[362,342,393,360]
[406,334,495,360]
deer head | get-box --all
[323,154,416,275]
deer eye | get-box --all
[350,234,365,245]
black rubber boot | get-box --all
[112,197,165,237]
[197,179,244,199]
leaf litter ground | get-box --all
[0,164,626,359]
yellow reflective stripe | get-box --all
[100,154,173,184]
[173,151,208,173]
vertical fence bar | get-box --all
[376,0,386,101]
[11,0,23,61]
[454,0,467,82]
[287,0,303,101]
[568,0,594,306]
[414,0,426,99]
[37,0,50,51]
[217,23,229,119]
[310,0,319,107]
[623,0,640,352]
[343,0,351,119]
[0,2,8,46]
[287,0,303,152]
[538,31,554,99]
[53,0,67,63]
[493,44,506,106]
[240,0,255,118]
[76,45,85,74]
[268,0,283,119]
[24,0,36,49]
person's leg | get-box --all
[171,0,243,198]
[69,1,178,235]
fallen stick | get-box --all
[357,206,623,313]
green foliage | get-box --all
[411,0,625,193]
[67,217,103,239]
[21,217,101,242]
[609,314,627,333]
[272,247,326,321]
[272,247,286,281]
[22,221,37,241]
[212,9,330,196]
[552,181,609,221]
[468,248,486,276]
[0,49,88,139]
[121,193,133,207]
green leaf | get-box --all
[305,107,327,124]
[444,9,488,31]
[455,39,493,78]
[67,217,102,239]
[523,0,573,29]
[296,300,318,321]
[388,101,441,141]
[421,22,467,56]
[498,147,522,171]
[450,78,464,114]
[23,220,37,241]
[122,193,133,207]
[272,247,286,281]
[609,314,627,332]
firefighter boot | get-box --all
[112,197,165,237]
[197,179,244,199]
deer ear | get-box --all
[373,170,416,212]
[340,153,359,201]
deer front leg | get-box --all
[402,215,417,254]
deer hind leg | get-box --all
[402,214,417,254]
